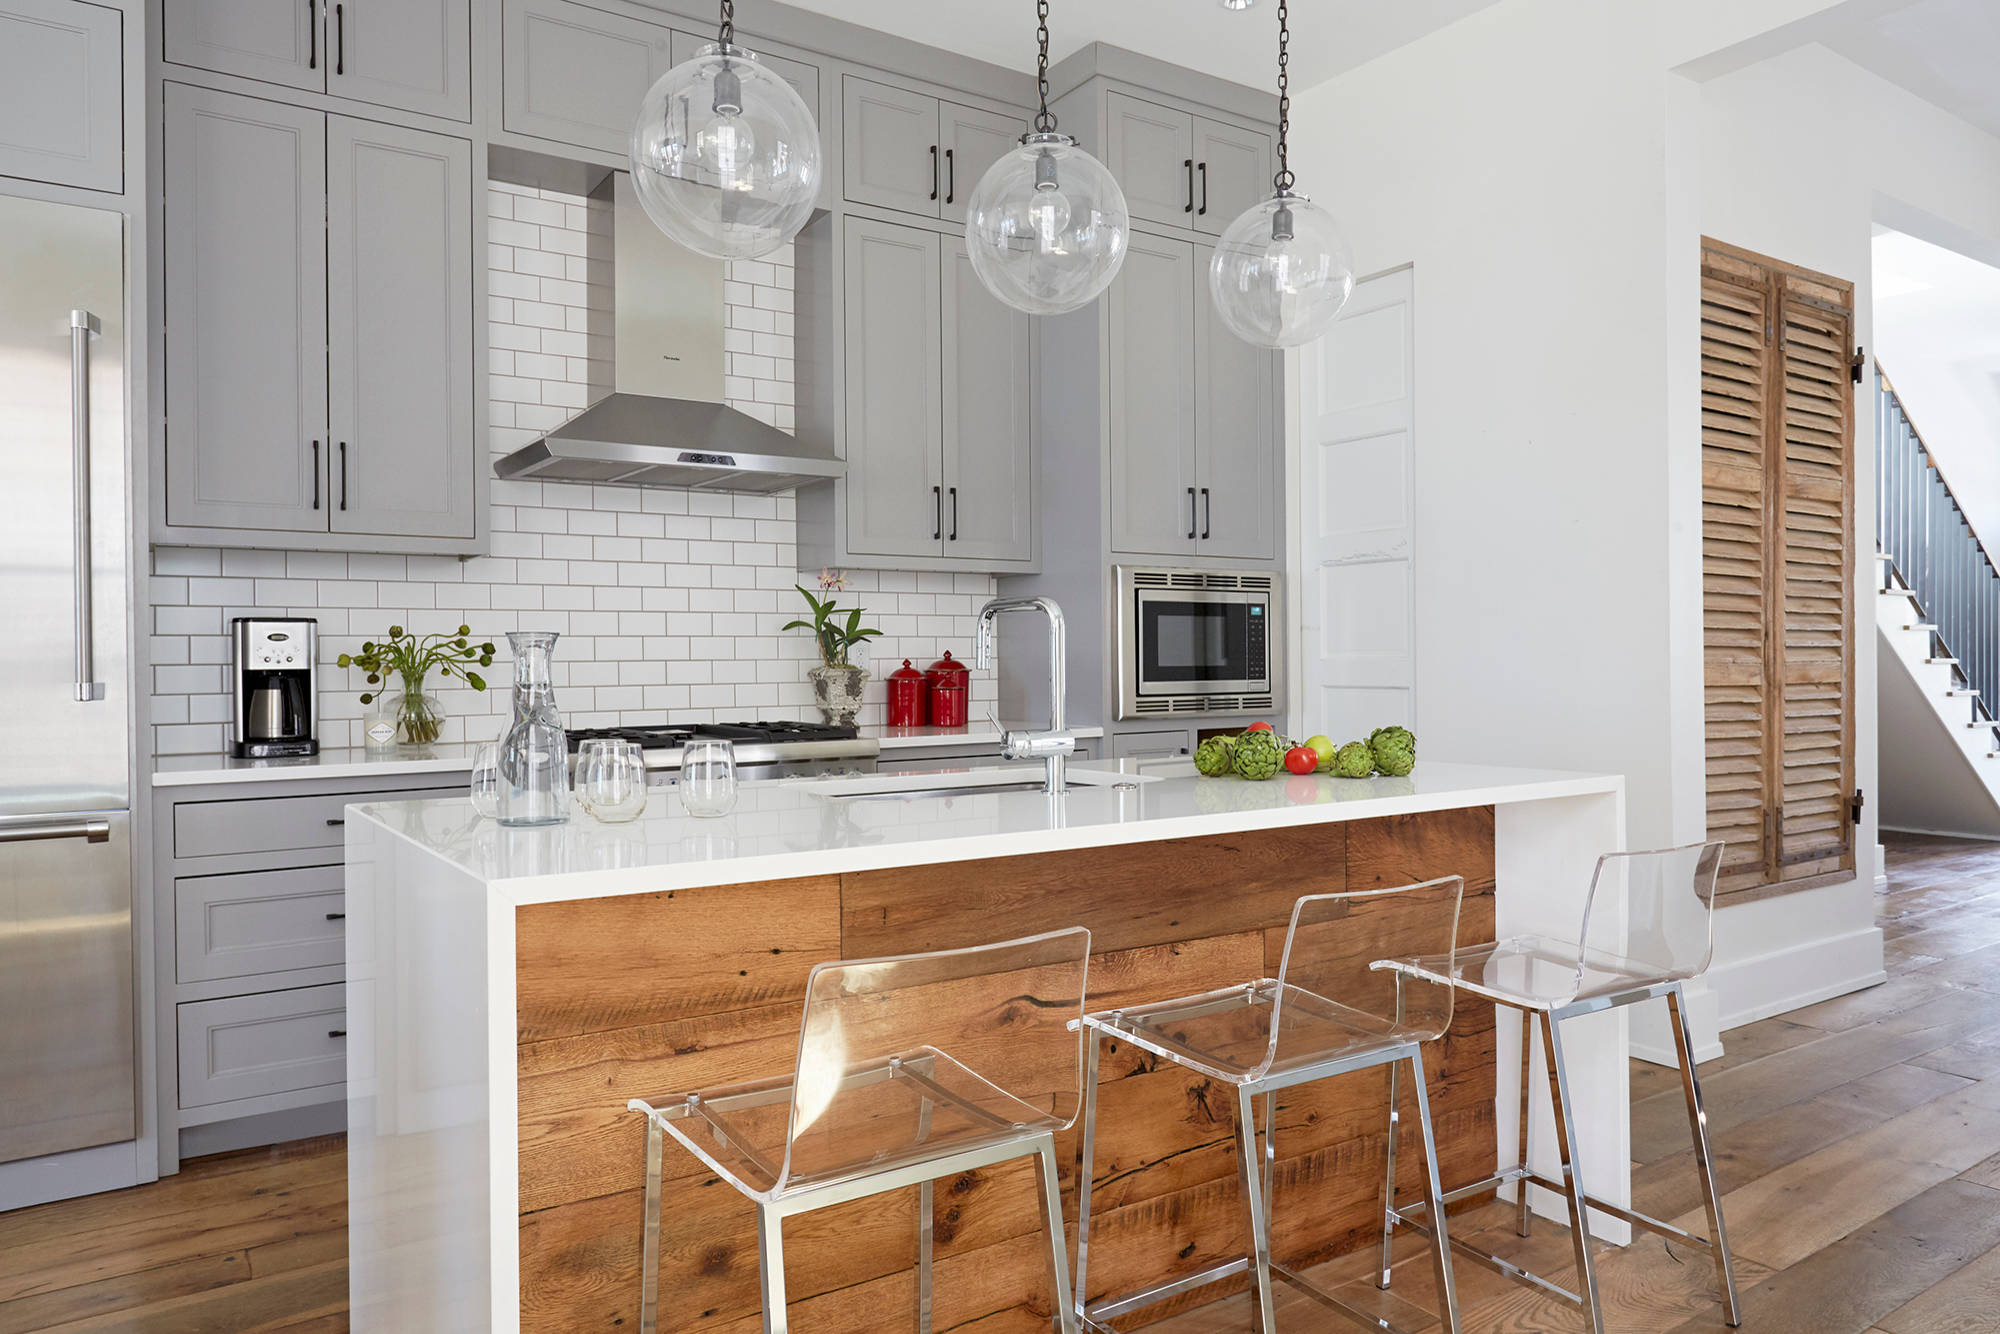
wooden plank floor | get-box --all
[4,831,1999,1332]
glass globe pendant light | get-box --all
[1209,0,1356,347]
[964,0,1129,316]
[628,0,821,260]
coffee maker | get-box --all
[231,618,319,757]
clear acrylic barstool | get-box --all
[1377,841,1741,1333]
[627,927,1092,1334]
[1073,877,1467,1334]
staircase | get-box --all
[1876,371,2000,836]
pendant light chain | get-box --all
[1033,0,1058,133]
[717,0,734,46]
[1273,0,1295,194]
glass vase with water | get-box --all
[498,631,569,827]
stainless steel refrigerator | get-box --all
[0,193,136,1168]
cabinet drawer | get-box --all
[176,865,345,983]
[172,786,459,859]
[177,984,346,1108]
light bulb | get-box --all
[1029,187,1071,253]
[697,113,756,185]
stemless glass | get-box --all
[679,739,738,818]
[574,738,609,817]
[580,739,649,823]
[468,742,501,819]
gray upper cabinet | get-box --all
[843,218,943,559]
[165,84,328,535]
[1106,92,1194,229]
[327,117,476,540]
[1192,119,1271,237]
[1194,243,1276,559]
[164,0,321,94]
[942,236,1033,563]
[670,31,827,212]
[1109,232,1198,557]
[0,0,123,193]
[939,102,1020,226]
[843,77,940,218]
[327,0,471,121]
[501,0,672,156]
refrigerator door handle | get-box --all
[0,817,111,845]
[70,309,104,703]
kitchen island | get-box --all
[344,760,1624,1332]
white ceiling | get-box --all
[1822,0,2000,140]
[775,0,1505,93]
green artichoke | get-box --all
[1193,735,1237,777]
[1233,730,1283,781]
[1369,725,1416,755]
[1333,741,1376,779]
[1372,743,1415,777]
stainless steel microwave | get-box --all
[1115,566,1280,719]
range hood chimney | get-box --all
[493,174,839,495]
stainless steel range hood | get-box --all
[493,174,839,495]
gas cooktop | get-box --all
[565,720,862,752]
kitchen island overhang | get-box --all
[344,760,1626,1332]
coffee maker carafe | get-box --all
[231,618,319,758]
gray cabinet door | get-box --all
[501,0,672,156]
[0,0,123,192]
[842,76,940,218]
[1194,244,1276,559]
[942,237,1033,563]
[1105,92,1194,229]
[164,84,329,534]
[327,117,476,540]
[164,0,322,93]
[1109,232,1197,557]
[939,101,1021,226]
[328,0,470,121]
[844,218,943,559]
[1193,119,1271,237]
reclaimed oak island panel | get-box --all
[513,810,1497,1331]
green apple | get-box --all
[1305,735,1337,770]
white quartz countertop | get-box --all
[349,760,1623,905]
[150,722,1103,787]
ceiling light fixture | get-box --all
[629,0,821,259]
[1221,0,1258,9]
[964,0,1130,316]
[1208,0,1355,347]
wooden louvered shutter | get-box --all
[1700,240,1856,895]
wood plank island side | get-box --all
[513,809,1499,1332]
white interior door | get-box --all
[1297,267,1416,740]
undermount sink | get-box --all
[804,766,1150,802]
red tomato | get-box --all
[1284,745,1319,775]
[1245,721,1275,733]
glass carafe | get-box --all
[498,631,569,827]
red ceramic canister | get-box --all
[887,659,929,727]
[926,651,970,728]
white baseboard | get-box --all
[0,1138,154,1212]
[1876,841,1888,893]
[1881,824,2000,843]
[1633,925,1885,1065]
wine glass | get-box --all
[679,739,738,818]
[580,739,649,823]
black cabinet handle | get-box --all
[307,0,317,69]
[328,1029,347,1039]
[948,487,958,541]
[1201,487,1211,539]
[325,911,346,921]
[1198,162,1208,216]
[945,147,955,204]
[310,440,320,510]
[337,442,347,511]
[1184,159,1194,213]
[334,3,344,75]
[930,145,939,202]
[1187,487,1197,539]
[325,817,345,826]
[932,485,942,540]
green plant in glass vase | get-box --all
[338,625,495,747]
[784,573,881,724]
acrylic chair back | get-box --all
[1257,875,1465,1081]
[1575,841,1726,987]
[776,926,1092,1195]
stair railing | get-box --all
[1878,369,2000,748]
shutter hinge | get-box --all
[1851,788,1865,825]
[1851,346,1866,385]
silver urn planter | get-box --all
[809,663,869,725]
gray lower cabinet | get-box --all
[162,83,477,551]
[1110,728,1192,762]
[0,0,123,192]
[165,0,470,120]
[501,0,674,156]
[177,984,347,1114]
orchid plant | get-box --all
[784,571,881,669]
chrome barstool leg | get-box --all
[1072,1028,1103,1321]
[1539,1011,1605,1334]
[918,1177,935,1334]
[640,1118,663,1334]
[1233,1086,1280,1334]
[1378,1056,1402,1290]
[1408,1047,1462,1334]
[1516,1006,1535,1238]
[1669,983,1743,1326]
[1033,1133,1082,1334]
[756,1203,790,1334]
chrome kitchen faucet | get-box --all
[976,596,1076,794]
